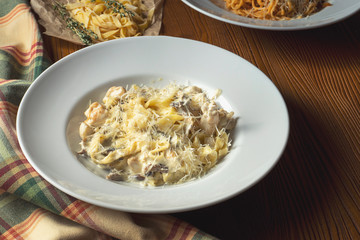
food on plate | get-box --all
[54,0,154,45]
[224,0,332,20]
[78,84,237,186]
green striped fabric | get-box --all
[0,0,218,239]
[0,0,72,228]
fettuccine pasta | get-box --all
[224,0,331,20]
[65,0,154,41]
[78,84,237,186]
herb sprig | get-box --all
[53,2,98,45]
[93,0,135,18]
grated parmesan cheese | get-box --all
[78,83,237,186]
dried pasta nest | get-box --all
[62,0,154,43]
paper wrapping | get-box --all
[30,0,164,45]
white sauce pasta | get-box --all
[78,84,237,186]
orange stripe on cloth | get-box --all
[0,97,18,110]
[0,4,30,25]
[1,206,112,240]
[0,17,43,66]
[62,200,99,228]
[0,218,23,240]
[1,43,44,65]
[0,116,23,162]
[62,203,175,239]
[0,159,40,193]
[1,208,48,240]
[137,214,200,239]
[0,102,18,123]
[1,43,42,58]
[179,222,198,240]
[0,3,42,64]
[0,97,23,161]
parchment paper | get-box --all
[30,0,164,45]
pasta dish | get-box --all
[224,0,332,20]
[64,0,154,42]
[78,84,237,186]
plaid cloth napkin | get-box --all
[0,0,217,239]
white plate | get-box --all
[182,0,360,30]
[17,36,289,213]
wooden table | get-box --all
[43,1,360,239]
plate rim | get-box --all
[17,36,290,213]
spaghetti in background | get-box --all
[224,0,332,20]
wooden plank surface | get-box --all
[43,1,360,239]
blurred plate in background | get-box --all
[182,0,360,30]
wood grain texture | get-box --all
[43,1,360,239]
